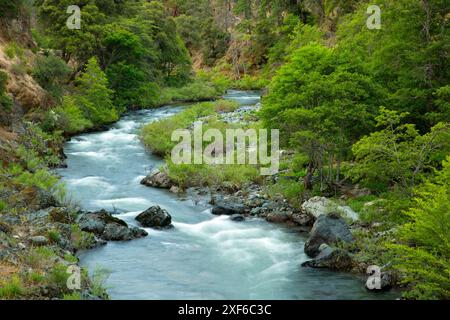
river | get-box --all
[58,90,392,300]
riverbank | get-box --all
[137,91,403,297]
[55,90,396,300]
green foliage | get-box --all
[159,80,223,105]
[167,161,260,190]
[0,71,12,111]
[387,157,450,299]
[35,0,192,109]
[4,42,25,59]
[47,263,71,293]
[32,53,71,100]
[70,225,96,251]
[76,57,118,124]
[63,292,83,300]
[0,275,24,299]
[53,96,93,135]
[141,100,238,156]
[0,0,24,18]
[350,108,450,192]
[261,43,383,188]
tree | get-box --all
[76,57,118,125]
[261,43,382,189]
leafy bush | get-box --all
[0,275,24,299]
[350,108,450,193]
[70,225,96,250]
[33,53,71,100]
[54,96,93,135]
[63,292,83,300]
[0,71,12,110]
[233,74,268,90]
[4,42,24,59]
[167,161,260,190]
[141,100,238,156]
[388,157,450,300]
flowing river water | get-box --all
[58,91,393,300]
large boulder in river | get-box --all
[212,203,246,216]
[136,206,172,229]
[102,224,148,241]
[141,169,172,189]
[78,209,127,235]
[305,213,354,258]
[302,244,353,270]
[78,209,148,241]
[301,196,359,222]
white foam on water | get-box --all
[67,151,118,161]
[98,131,137,143]
[66,176,115,191]
[133,176,147,183]
[93,197,152,208]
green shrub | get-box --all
[233,74,268,90]
[141,100,238,156]
[33,53,71,100]
[158,77,226,106]
[0,275,24,299]
[0,200,7,213]
[4,42,24,59]
[54,96,93,134]
[0,71,12,110]
[71,225,95,250]
[47,229,61,243]
[63,292,83,300]
[387,157,450,300]
[47,263,71,293]
[167,161,260,190]
[26,247,56,269]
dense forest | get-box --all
[0,0,449,300]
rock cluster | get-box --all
[135,206,173,229]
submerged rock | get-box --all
[136,206,172,229]
[212,203,246,216]
[304,213,354,258]
[302,244,353,270]
[78,209,147,241]
[102,224,148,241]
[230,214,245,222]
[266,211,290,223]
[141,169,172,189]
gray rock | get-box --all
[102,224,148,241]
[302,244,353,270]
[365,270,394,291]
[291,213,313,226]
[141,169,172,189]
[302,196,359,221]
[37,189,59,209]
[230,214,245,222]
[29,236,49,246]
[78,209,127,235]
[212,204,245,216]
[136,206,172,228]
[266,211,290,223]
[304,213,354,258]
